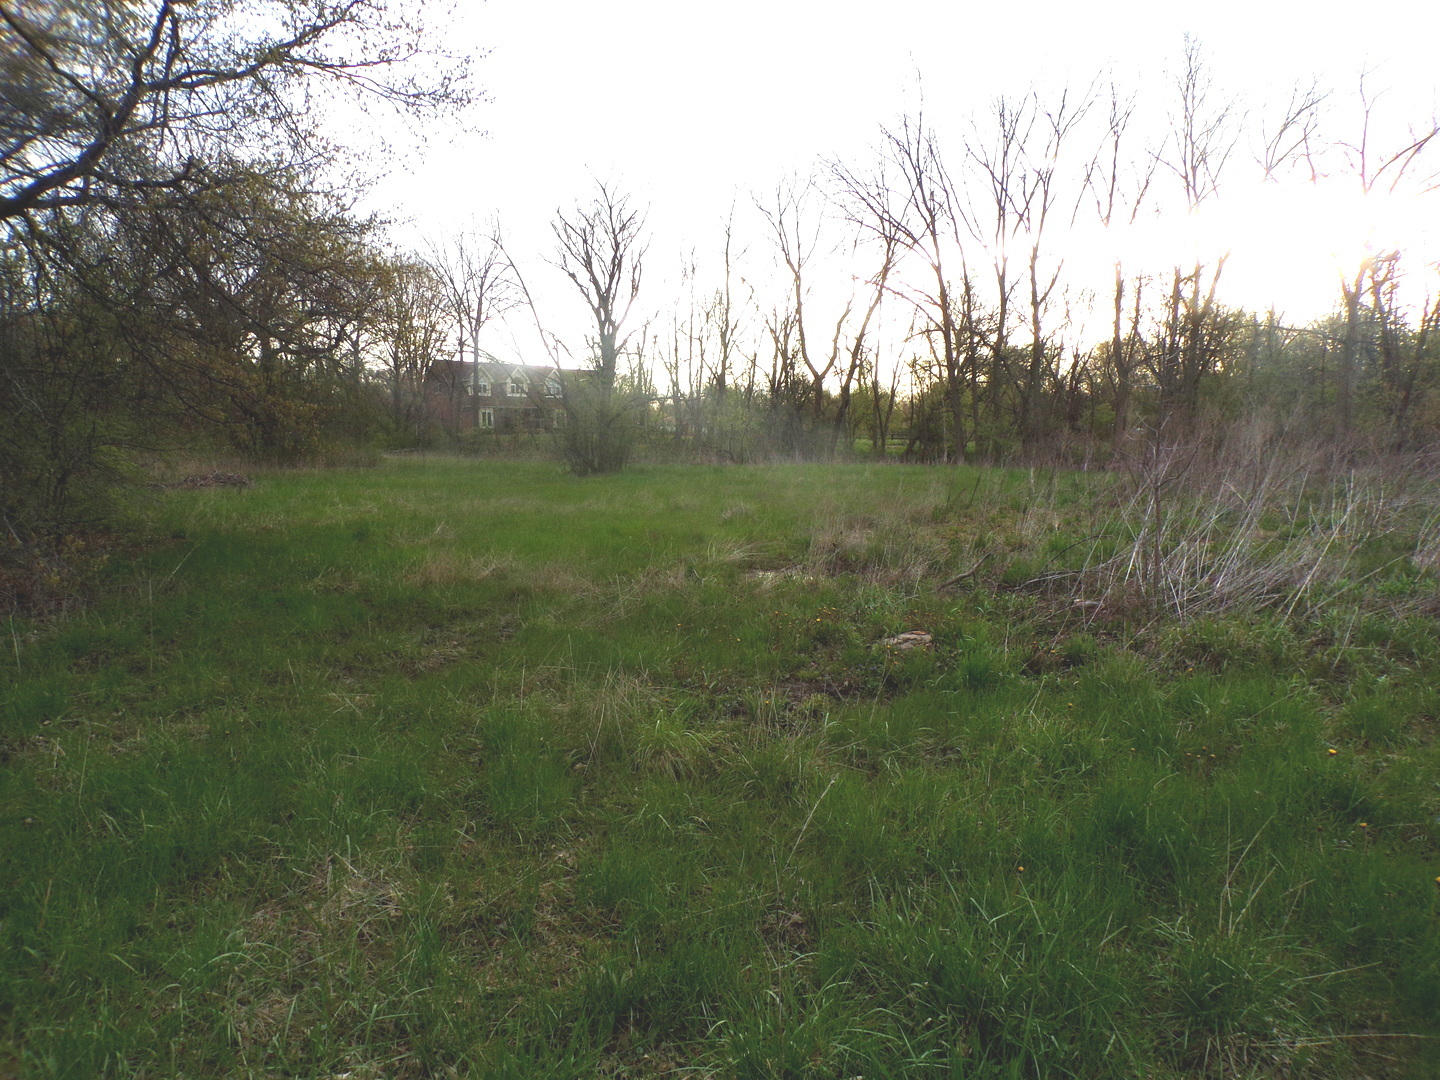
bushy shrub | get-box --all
[558,381,646,476]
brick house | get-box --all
[426,357,576,434]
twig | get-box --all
[161,546,196,588]
[938,552,994,590]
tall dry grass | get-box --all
[1076,426,1440,621]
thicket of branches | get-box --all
[640,49,1439,467]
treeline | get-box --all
[637,45,1439,465]
[642,302,1439,467]
[416,44,1439,468]
[5,7,1438,554]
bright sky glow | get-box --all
[1217,181,1438,318]
[354,0,1440,363]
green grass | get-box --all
[3,457,1440,1077]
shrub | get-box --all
[557,382,645,476]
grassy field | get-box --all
[3,456,1440,1078]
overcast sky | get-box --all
[355,0,1440,364]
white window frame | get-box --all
[474,379,491,396]
[508,376,527,396]
[479,409,494,429]
[544,378,561,398]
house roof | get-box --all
[438,359,580,384]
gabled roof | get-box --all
[442,358,580,383]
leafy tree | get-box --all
[0,0,466,222]
[0,0,470,544]
[372,256,453,443]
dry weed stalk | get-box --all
[1069,429,1438,621]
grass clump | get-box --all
[2,456,1439,1077]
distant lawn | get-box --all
[3,456,1439,1078]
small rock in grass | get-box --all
[881,630,932,651]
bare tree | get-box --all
[1259,80,1327,182]
[1016,85,1094,453]
[757,176,846,428]
[552,180,648,393]
[1330,75,1439,444]
[836,112,975,462]
[863,331,905,459]
[659,251,706,445]
[829,220,900,456]
[1151,37,1242,430]
[427,223,517,372]
[1088,82,1157,457]
[755,173,903,459]
[700,208,749,407]
[550,180,649,473]
[964,94,1034,457]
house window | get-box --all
[544,378,561,398]
[479,409,494,429]
[509,377,527,396]
[475,380,491,396]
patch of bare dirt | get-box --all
[164,471,252,490]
